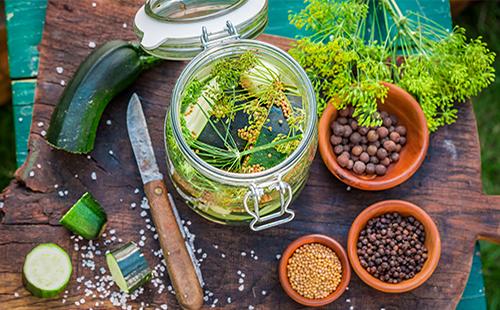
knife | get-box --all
[127,93,204,310]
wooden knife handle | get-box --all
[144,180,204,310]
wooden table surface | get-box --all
[2,0,498,309]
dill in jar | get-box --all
[180,50,305,173]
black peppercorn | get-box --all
[330,135,342,145]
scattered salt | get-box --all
[41,130,47,136]
[123,23,127,28]
[14,292,19,297]
[88,41,96,49]
[56,66,64,74]
[106,119,112,125]
[91,172,97,180]
[60,80,66,86]
[29,171,35,177]
[37,121,44,127]
[238,284,244,291]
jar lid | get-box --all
[134,0,268,60]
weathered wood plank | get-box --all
[2,0,494,309]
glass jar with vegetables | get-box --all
[134,0,317,230]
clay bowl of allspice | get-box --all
[279,234,351,307]
[347,200,441,293]
[318,82,429,191]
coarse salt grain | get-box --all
[56,66,64,74]
[276,254,281,260]
[123,23,127,28]
[41,130,47,136]
[92,2,96,7]
[14,292,19,297]
[91,172,97,180]
[262,290,267,295]
[37,121,44,127]
[18,117,23,122]
[36,164,42,169]
[106,119,112,125]
[109,150,114,155]
[89,41,96,48]
[227,297,232,304]
[238,284,244,291]
[131,202,137,208]
[134,188,140,194]
[60,80,66,86]
[29,171,35,177]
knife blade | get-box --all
[127,93,163,184]
[127,93,204,310]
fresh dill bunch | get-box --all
[289,0,496,132]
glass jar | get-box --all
[135,0,318,231]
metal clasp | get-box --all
[201,20,240,49]
[243,175,295,231]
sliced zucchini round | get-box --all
[59,192,107,240]
[22,243,72,298]
[106,242,151,293]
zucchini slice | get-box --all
[106,242,152,293]
[59,192,107,240]
[23,243,72,298]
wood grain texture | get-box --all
[0,1,498,309]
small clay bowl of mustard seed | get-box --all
[279,234,351,307]
[318,82,429,191]
[347,200,441,293]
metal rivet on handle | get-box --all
[155,187,163,195]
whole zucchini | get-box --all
[47,40,159,153]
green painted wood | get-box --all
[4,0,486,307]
[457,244,487,310]
[11,80,35,167]
[4,0,47,79]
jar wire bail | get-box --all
[243,175,295,231]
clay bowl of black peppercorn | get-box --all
[347,200,441,293]
[318,82,429,191]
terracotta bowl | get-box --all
[318,82,429,191]
[278,234,351,307]
[347,200,441,293]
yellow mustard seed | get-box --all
[287,243,342,299]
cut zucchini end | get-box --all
[106,252,130,293]
[106,242,152,294]
[23,243,72,298]
[59,192,107,240]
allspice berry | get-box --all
[376,148,388,160]
[366,163,376,175]
[350,119,358,130]
[367,145,378,156]
[377,126,389,139]
[333,123,344,136]
[334,145,344,155]
[367,130,379,142]
[383,140,397,152]
[399,137,407,146]
[391,152,400,162]
[353,161,366,175]
[347,160,354,170]
[338,117,348,125]
[383,117,392,127]
[360,152,370,163]
[343,125,353,138]
[375,164,387,176]
[390,131,400,143]
[352,145,363,156]
[339,108,350,117]
[337,153,350,168]
[330,135,342,146]
[350,132,362,144]
[395,125,407,136]
[380,157,391,166]
[358,127,369,136]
